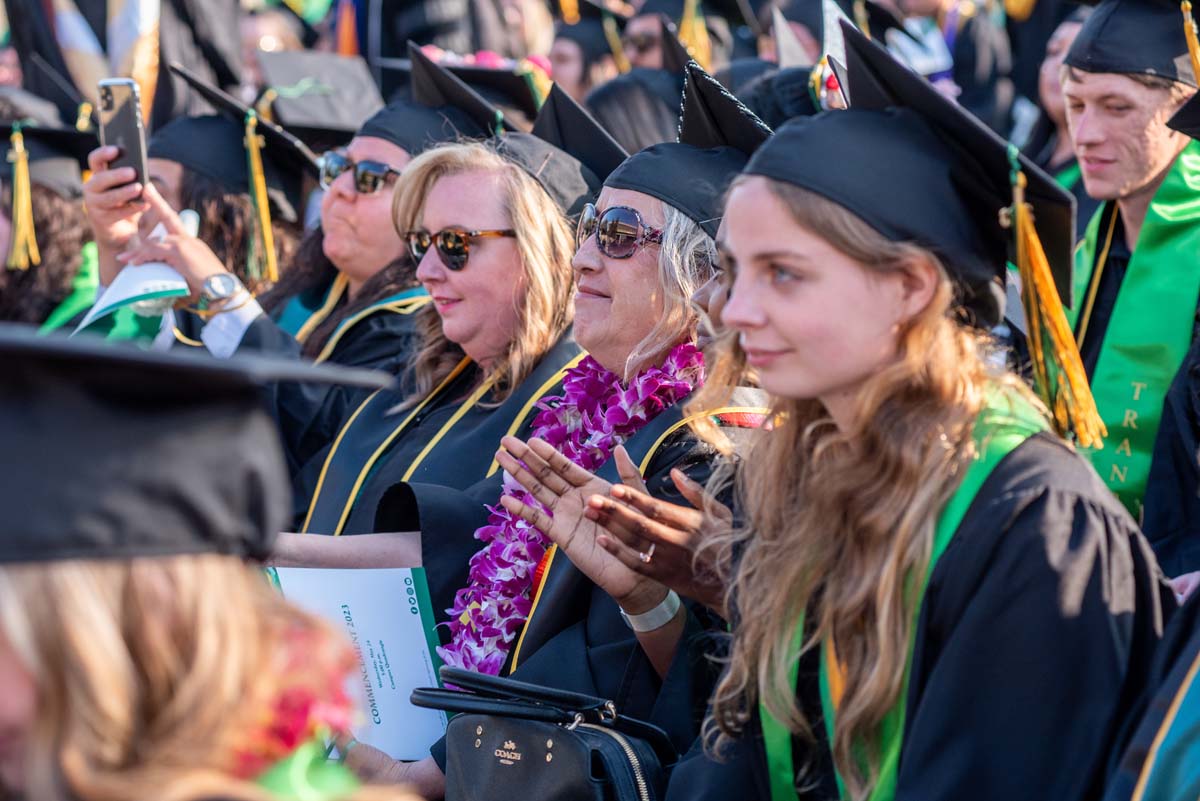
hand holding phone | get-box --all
[97,78,148,189]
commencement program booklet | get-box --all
[272,567,448,759]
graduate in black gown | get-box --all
[332,61,774,801]
[626,24,1168,801]
[275,81,628,543]
[1058,0,1200,570]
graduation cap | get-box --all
[605,60,771,237]
[497,82,629,216]
[555,0,633,71]
[152,62,321,283]
[255,50,385,150]
[445,62,547,131]
[747,22,1103,444]
[397,43,513,141]
[1064,0,1198,87]
[0,88,98,270]
[0,325,391,564]
[772,7,813,66]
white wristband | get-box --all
[619,590,681,633]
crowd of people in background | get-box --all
[3,0,1200,799]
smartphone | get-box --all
[97,78,148,187]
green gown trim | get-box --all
[760,390,1047,801]
[39,241,99,333]
[1066,141,1200,519]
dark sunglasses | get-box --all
[576,203,664,260]
[319,150,401,194]
[405,228,517,271]
[622,32,659,54]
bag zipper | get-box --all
[578,723,650,801]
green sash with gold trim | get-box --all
[1066,141,1200,519]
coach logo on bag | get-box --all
[495,740,523,765]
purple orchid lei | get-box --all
[437,340,706,675]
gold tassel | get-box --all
[1183,1,1200,81]
[1004,153,1106,448]
[75,101,94,132]
[517,59,552,108]
[809,55,828,106]
[853,0,870,38]
[604,13,632,73]
[560,0,580,24]
[243,112,279,284]
[6,127,41,271]
[678,0,712,71]
[256,89,279,124]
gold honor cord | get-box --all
[604,14,633,73]
[1005,148,1106,448]
[313,295,430,364]
[6,127,40,270]
[295,273,350,345]
[1073,207,1119,353]
[484,352,590,478]
[301,357,473,535]
[244,111,279,283]
[678,0,713,70]
[1184,0,1200,81]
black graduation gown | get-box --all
[426,387,768,772]
[1102,590,1198,801]
[950,6,1014,135]
[292,332,584,533]
[664,433,1171,801]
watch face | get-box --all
[205,273,241,300]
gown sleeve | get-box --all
[895,436,1170,801]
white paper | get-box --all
[273,567,448,760]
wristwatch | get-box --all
[201,273,244,304]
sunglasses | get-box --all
[576,203,664,260]
[405,228,517,271]
[622,32,660,54]
[319,150,401,194]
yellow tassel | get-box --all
[604,13,632,73]
[853,0,870,38]
[517,59,553,108]
[560,0,580,24]
[6,127,41,271]
[256,89,278,124]
[678,0,712,71]
[1007,167,1107,449]
[75,102,94,132]
[243,112,279,284]
[809,55,828,105]
[1183,1,1200,81]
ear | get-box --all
[893,253,940,325]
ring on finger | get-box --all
[638,543,656,563]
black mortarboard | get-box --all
[0,325,390,564]
[1168,87,1200,137]
[605,60,771,237]
[1065,0,1197,87]
[497,82,629,216]
[153,62,319,224]
[746,23,1074,327]
[0,87,96,199]
[555,0,630,67]
[256,50,385,150]
[446,63,545,131]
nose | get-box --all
[329,163,358,201]
[720,273,766,332]
[571,231,603,278]
[415,246,447,286]
[1069,106,1104,149]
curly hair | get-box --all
[0,183,92,325]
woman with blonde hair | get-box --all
[580,29,1171,801]
[0,329,413,801]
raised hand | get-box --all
[84,145,148,283]
[585,468,729,617]
[496,436,668,615]
[116,183,228,300]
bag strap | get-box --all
[440,666,613,714]
[410,687,577,724]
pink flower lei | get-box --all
[438,341,706,674]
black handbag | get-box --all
[411,666,678,801]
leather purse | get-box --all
[412,666,678,801]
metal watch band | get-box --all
[619,590,682,633]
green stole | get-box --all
[1054,161,1081,193]
[760,392,1047,801]
[256,738,360,801]
[1066,141,1200,519]
[39,242,99,333]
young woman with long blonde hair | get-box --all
[573,31,1172,801]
